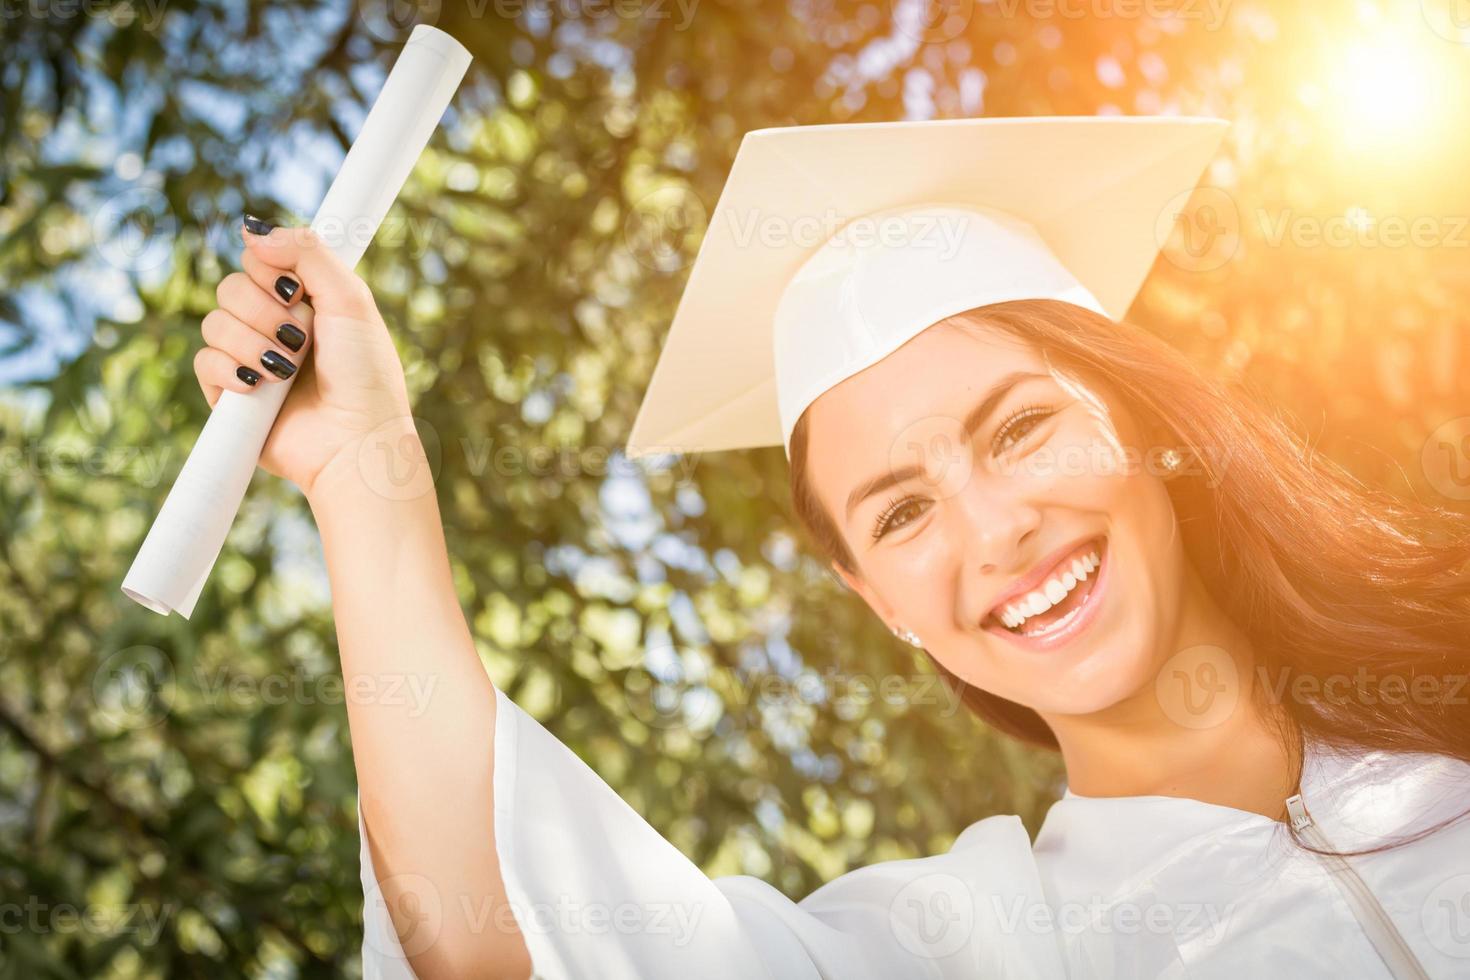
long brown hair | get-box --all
[788,299,1470,788]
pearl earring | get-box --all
[891,626,923,648]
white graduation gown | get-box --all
[359,687,1470,979]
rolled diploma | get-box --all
[121,25,472,618]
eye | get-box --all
[872,494,929,541]
[992,403,1056,456]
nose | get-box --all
[954,473,1041,621]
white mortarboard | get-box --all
[624,116,1229,460]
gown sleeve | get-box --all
[359,686,1066,980]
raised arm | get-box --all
[308,426,531,979]
[192,220,1044,980]
[194,222,529,978]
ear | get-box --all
[830,560,902,634]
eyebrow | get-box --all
[843,370,1045,522]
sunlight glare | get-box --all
[1330,35,1440,149]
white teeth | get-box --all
[998,549,1101,630]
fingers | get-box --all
[194,345,259,408]
[240,247,315,324]
[241,221,377,318]
[216,271,312,355]
[201,307,303,386]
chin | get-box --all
[1028,633,1160,716]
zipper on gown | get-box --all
[1284,794,1432,980]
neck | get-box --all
[1041,563,1300,821]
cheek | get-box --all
[1049,448,1190,702]
[1048,410,1176,550]
[1119,469,1190,647]
[859,532,957,628]
[1091,432,1186,607]
[967,426,1188,710]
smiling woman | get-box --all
[777,287,1470,976]
[788,297,1470,777]
[190,116,1470,979]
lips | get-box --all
[982,535,1107,635]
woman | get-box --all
[196,118,1470,978]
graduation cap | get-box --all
[625,116,1229,460]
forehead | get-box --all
[803,319,1043,514]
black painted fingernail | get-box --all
[243,214,274,236]
[236,365,261,386]
[274,276,299,303]
[276,322,306,352]
[260,350,296,380]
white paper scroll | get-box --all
[122,25,472,618]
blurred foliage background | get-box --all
[2,0,1468,975]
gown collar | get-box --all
[1035,740,1470,880]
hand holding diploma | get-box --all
[122,25,471,617]
[196,224,413,499]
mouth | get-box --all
[981,535,1109,650]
